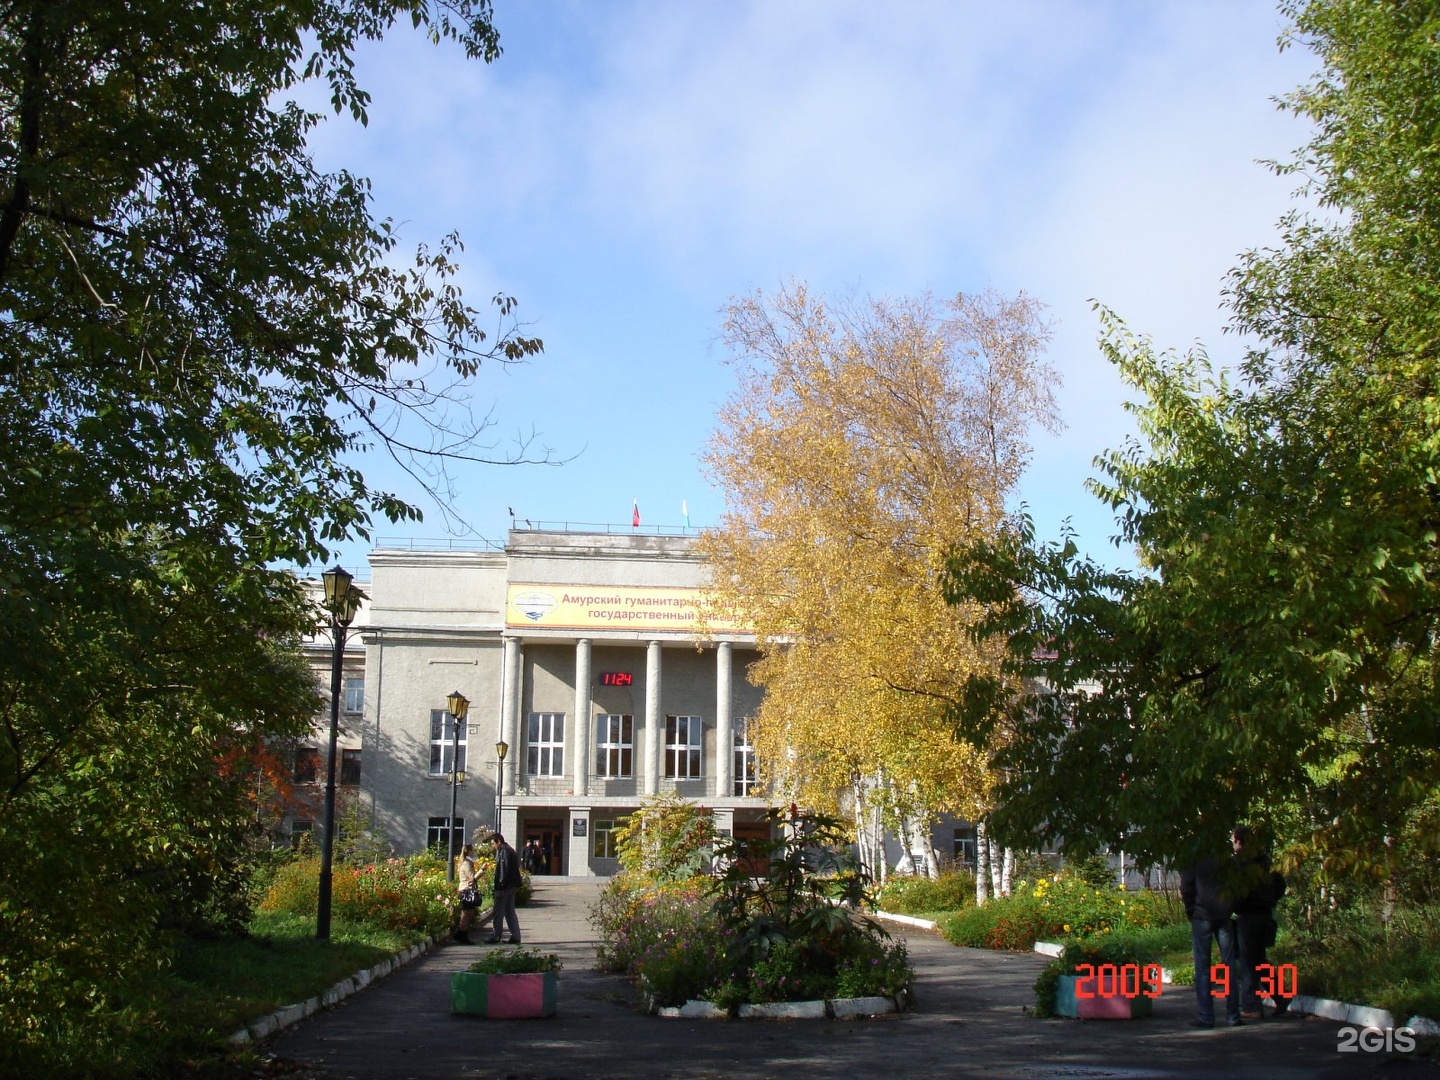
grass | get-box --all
[166,912,428,1039]
[1272,907,1440,1021]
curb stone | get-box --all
[740,999,828,1019]
[657,996,900,1020]
[873,911,938,932]
[227,934,441,1046]
[1289,994,1440,1035]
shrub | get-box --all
[259,853,454,937]
[589,874,717,983]
[590,807,915,1009]
[940,871,1170,951]
[877,870,975,914]
[613,794,715,884]
[466,948,561,975]
[633,911,731,1007]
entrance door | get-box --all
[523,819,565,875]
[732,819,772,877]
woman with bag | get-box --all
[453,843,481,944]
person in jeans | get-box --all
[1181,845,1241,1028]
[1232,826,1289,1018]
[481,832,523,945]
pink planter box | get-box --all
[451,971,558,1018]
[1054,975,1154,1020]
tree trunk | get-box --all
[975,820,991,905]
[1000,846,1014,897]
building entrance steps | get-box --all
[268,883,1404,1079]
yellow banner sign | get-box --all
[505,584,747,634]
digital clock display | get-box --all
[599,671,633,687]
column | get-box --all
[573,638,591,798]
[712,806,735,839]
[499,804,519,848]
[714,641,733,799]
[501,636,522,796]
[644,640,662,796]
[567,807,592,877]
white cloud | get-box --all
[282,2,1322,568]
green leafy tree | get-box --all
[945,0,1440,881]
[0,1,543,1071]
[614,793,716,884]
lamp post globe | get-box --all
[495,740,509,832]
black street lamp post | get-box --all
[317,565,362,941]
[495,740,509,831]
[445,690,470,883]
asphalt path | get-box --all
[266,881,1435,1079]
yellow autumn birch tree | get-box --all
[700,283,1058,878]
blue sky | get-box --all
[301,1,1316,580]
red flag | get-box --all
[632,498,640,528]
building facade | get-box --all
[302,528,771,875]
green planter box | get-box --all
[451,970,558,1019]
[1054,974,1154,1020]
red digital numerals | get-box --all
[1074,963,1164,999]
[1209,963,1297,997]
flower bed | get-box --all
[259,853,454,937]
[941,870,1168,951]
[590,806,913,1011]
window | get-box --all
[526,712,565,777]
[665,715,702,778]
[340,748,362,786]
[592,818,620,859]
[733,719,757,796]
[427,816,465,855]
[429,709,467,776]
[953,826,977,870]
[344,675,364,715]
[295,747,320,784]
[289,820,313,848]
[594,714,633,778]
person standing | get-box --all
[1181,843,1242,1028]
[453,843,480,945]
[482,832,523,945]
[1232,826,1289,1018]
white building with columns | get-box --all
[327,527,770,875]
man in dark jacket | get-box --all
[1180,844,1242,1027]
[1232,826,1288,1017]
[482,832,523,945]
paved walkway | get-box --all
[268,882,1432,1079]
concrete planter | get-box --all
[450,971,558,1019]
[1053,975,1154,1020]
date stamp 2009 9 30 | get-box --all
[1071,961,1301,1001]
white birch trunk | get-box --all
[1000,846,1015,897]
[974,820,991,905]
[851,773,873,881]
